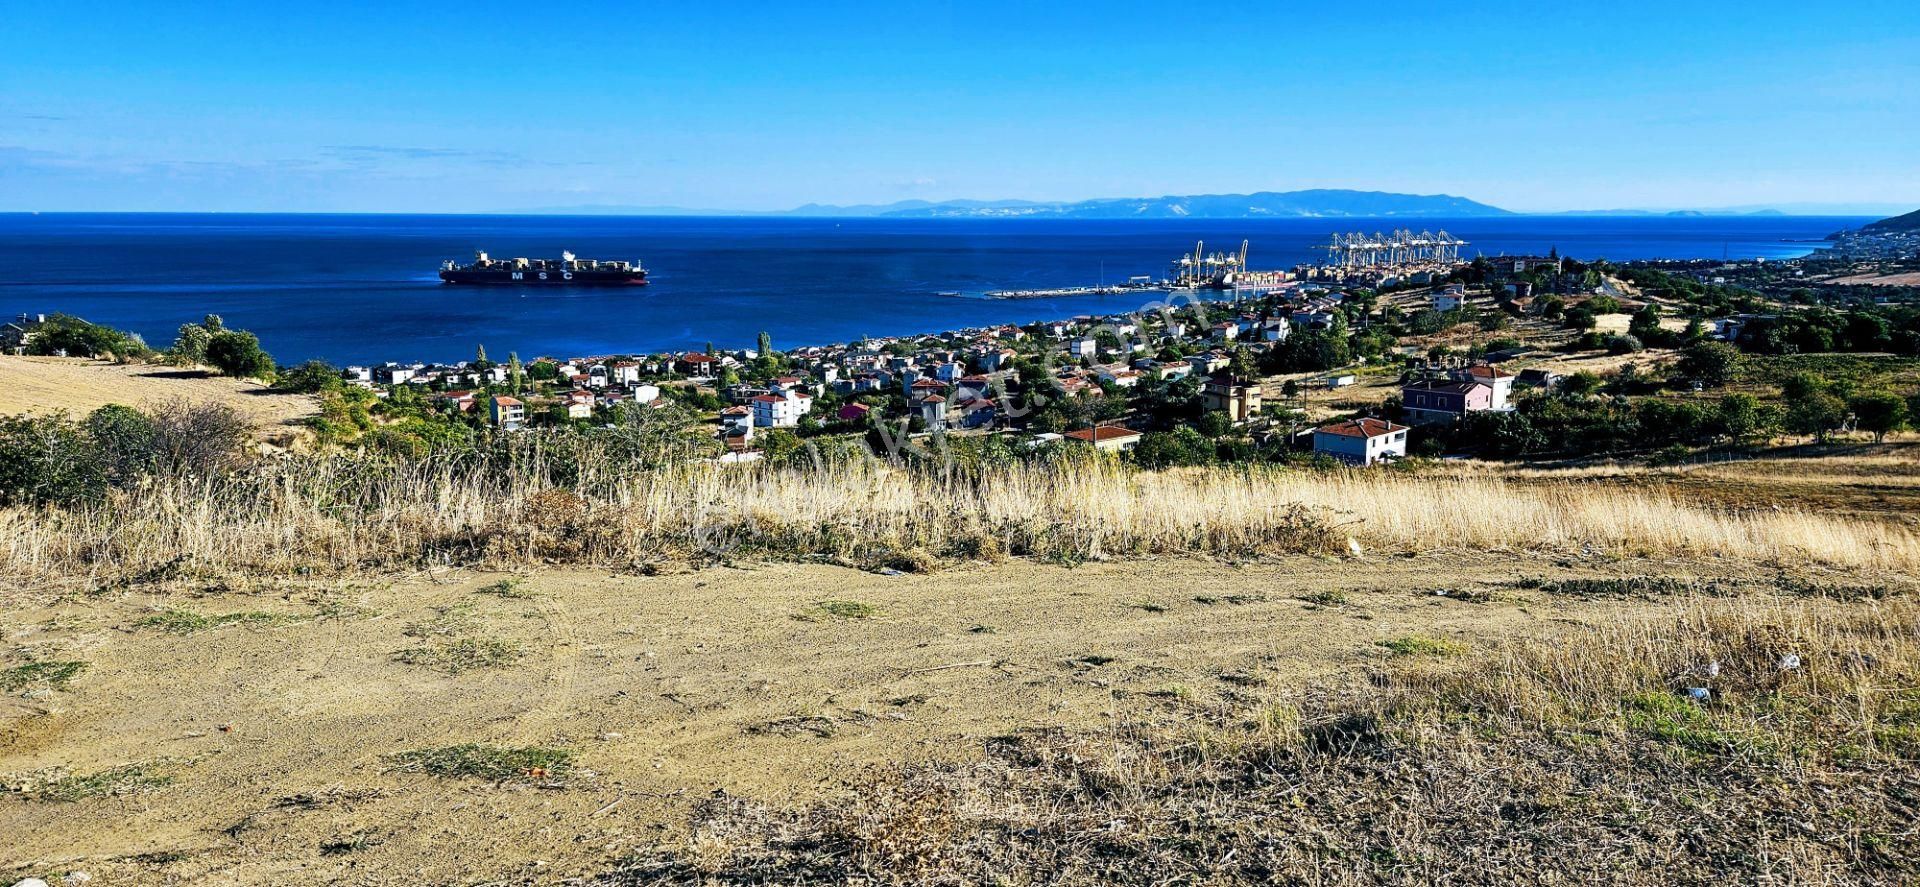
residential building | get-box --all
[1314,418,1409,466]
[489,395,526,429]
[917,393,948,430]
[751,393,804,427]
[720,405,754,438]
[1460,365,1516,409]
[1400,379,1492,424]
[1063,425,1141,452]
[1202,374,1263,423]
[952,397,997,429]
[1,313,47,354]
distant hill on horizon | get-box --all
[504,194,1906,220]
[511,189,1513,219]
[1863,207,1920,232]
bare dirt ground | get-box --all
[0,356,316,426]
[0,553,1827,885]
[1829,271,1920,286]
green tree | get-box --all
[203,330,275,379]
[1850,392,1908,442]
[275,360,342,394]
[1131,426,1216,468]
[1712,393,1766,443]
[507,352,525,393]
[172,323,213,362]
[1677,342,1740,387]
[1560,371,1603,398]
[28,315,147,359]
[1784,390,1847,442]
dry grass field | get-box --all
[3,409,1919,882]
[0,356,317,428]
[5,554,1910,885]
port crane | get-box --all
[1318,230,1466,269]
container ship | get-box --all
[438,250,648,286]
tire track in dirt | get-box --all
[513,589,584,743]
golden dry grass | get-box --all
[613,594,1920,885]
[5,453,1918,588]
[0,356,315,426]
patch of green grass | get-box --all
[476,577,536,599]
[136,609,284,634]
[1298,590,1349,606]
[1127,600,1168,614]
[385,744,573,782]
[1,660,88,692]
[395,637,524,673]
[404,600,479,638]
[1873,690,1920,756]
[1377,635,1468,657]
[1539,576,1719,600]
[967,623,996,634]
[11,763,174,801]
[1624,691,1740,755]
[813,600,877,620]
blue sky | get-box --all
[3,0,1916,214]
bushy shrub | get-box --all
[0,401,255,506]
[25,314,150,360]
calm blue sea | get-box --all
[0,213,1866,366]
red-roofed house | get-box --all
[1313,418,1409,466]
[677,352,717,375]
[1460,365,1516,409]
[917,393,948,430]
[1063,425,1141,452]
[489,395,525,429]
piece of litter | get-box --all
[878,568,905,577]
[1685,687,1711,702]
[1778,653,1802,670]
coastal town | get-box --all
[9,4,1920,883]
[11,212,1892,470]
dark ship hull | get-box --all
[439,268,649,286]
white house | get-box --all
[751,390,812,427]
[1313,418,1408,466]
[1460,365,1516,410]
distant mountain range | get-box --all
[505,193,1911,219]
[512,189,1512,219]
